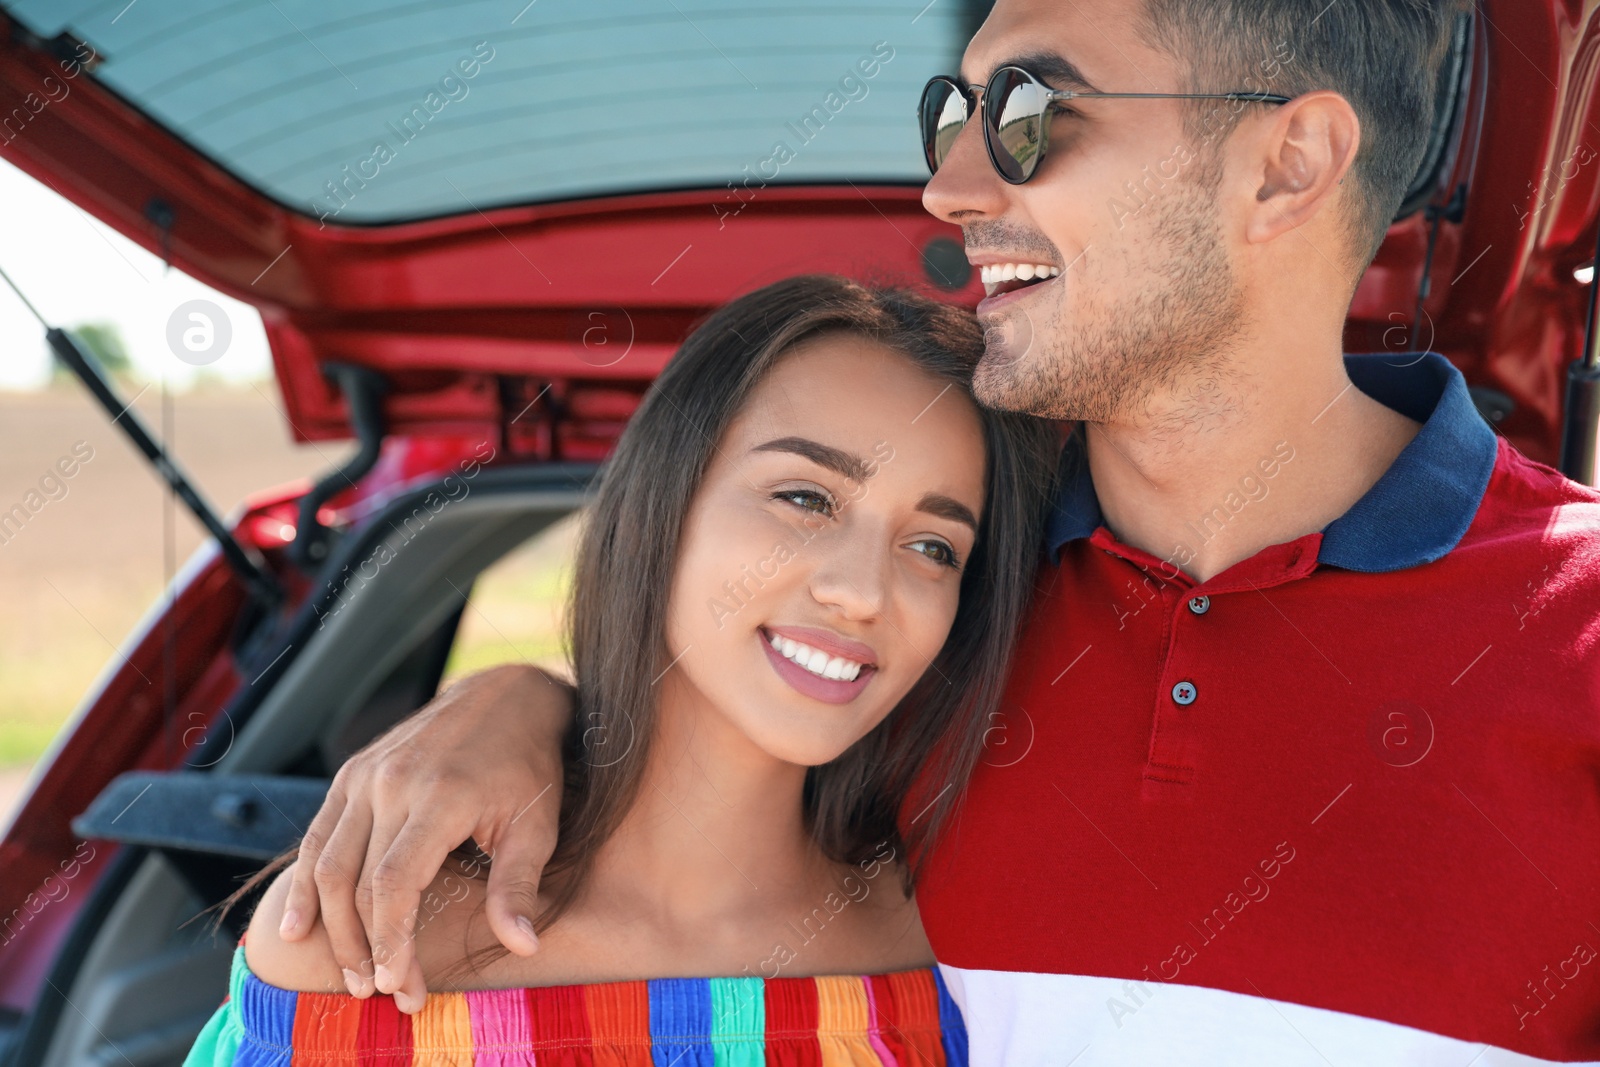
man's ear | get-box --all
[1242,90,1361,247]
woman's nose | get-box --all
[804,529,888,622]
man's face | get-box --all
[923,0,1254,424]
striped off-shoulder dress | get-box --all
[184,940,967,1065]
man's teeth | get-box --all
[979,263,1061,285]
[767,632,865,682]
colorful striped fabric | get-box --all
[184,943,967,1065]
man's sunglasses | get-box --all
[919,66,1293,184]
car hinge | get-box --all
[288,362,388,570]
[1562,214,1600,484]
[144,197,176,270]
[1412,181,1468,328]
[498,375,560,460]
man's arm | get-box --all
[277,663,572,1008]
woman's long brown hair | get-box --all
[544,274,1058,924]
[221,274,1059,968]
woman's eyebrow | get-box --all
[752,436,873,483]
[751,438,976,528]
[919,493,979,532]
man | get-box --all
[274,0,1600,1061]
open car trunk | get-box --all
[27,466,592,1067]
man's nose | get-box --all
[922,110,1011,224]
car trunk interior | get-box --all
[21,465,592,1067]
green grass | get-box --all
[0,518,582,770]
[0,721,64,767]
[0,597,146,770]
[438,517,579,685]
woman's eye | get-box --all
[774,488,835,516]
[909,539,962,570]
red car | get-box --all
[0,2,1594,1063]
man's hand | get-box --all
[276,663,572,1010]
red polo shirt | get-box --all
[918,352,1600,1065]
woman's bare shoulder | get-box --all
[242,861,349,993]
[243,858,500,994]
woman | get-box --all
[186,275,1058,1065]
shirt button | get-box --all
[1172,681,1197,706]
[1188,596,1211,615]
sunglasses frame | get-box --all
[920,66,1294,185]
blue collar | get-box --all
[1043,352,1500,572]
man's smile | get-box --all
[978,261,1062,298]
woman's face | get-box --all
[661,331,989,767]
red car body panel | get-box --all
[1,0,1597,1017]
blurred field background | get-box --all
[0,377,578,827]
[0,158,579,830]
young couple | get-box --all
[190,0,1600,1064]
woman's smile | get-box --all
[759,624,879,705]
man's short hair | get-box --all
[1137,0,1471,273]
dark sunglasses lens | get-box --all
[986,68,1051,182]
[920,78,970,174]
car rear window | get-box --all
[6,1,979,224]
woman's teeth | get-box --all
[980,262,1061,297]
[767,632,865,682]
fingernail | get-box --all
[374,964,394,992]
[395,990,424,1015]
[517,915,539,950]
[279,909,299,935]
[342,968,363,996]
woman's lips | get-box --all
[760,634,876,705]
[764,624,876,665]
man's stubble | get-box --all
[972,152,1251,428]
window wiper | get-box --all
[0,262,284,610]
